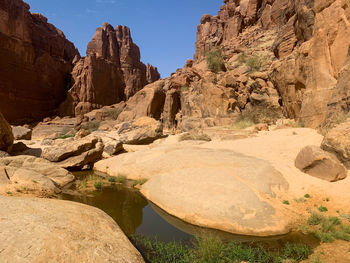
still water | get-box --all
[60,172,319,249]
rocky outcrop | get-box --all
[61,23,160,116]
[117,116,163,145]
[0,155,74,194]
[272,0,350,127]
[295,145,347,182]
[0,113,13,153]
[41,135,104,170]
[321,119,350,169]
[0,0,79,123]
[0,196,145,263]
[12,126,32,140]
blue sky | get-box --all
[25,0,223,78]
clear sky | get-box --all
[25,0,223,78]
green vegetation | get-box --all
[233,106,281,129]
[206,48,225,73]
[108,176,117,183]
[132,178,148,187]
[304,194,311,199]
[307,213,350,243]
[236,52,263,71]
[283,200,290,205]
[318,206,328,213]
[179,132,212,142]
[94,181,102,190]
[116,175,127,184]
[81,120,101,132]
[132,235,311,263]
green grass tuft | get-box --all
[318,206,328,213]
[94,181,102,190]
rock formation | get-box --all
[0,113,13,153]
[61,23,160,117]
[0,0,79,123]
[0,196,145,262]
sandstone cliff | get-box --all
[115,0,350,131]
[0,0,79,124]
[61,23,160,116]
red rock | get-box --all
[0,0,79,124]
[61,23,160,116]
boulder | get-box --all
[95,144,290,236]
[41,135,104,170]
[0,156,75,194]
[321,120,350,169]
[117,117,163,145]
[295,145,347,182]
[0,112,13,153]
[12,126,32,140]
[0,196,144,263]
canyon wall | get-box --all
[0,0,79,123]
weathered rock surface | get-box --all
[41,135,104,170]
[0,156,74,194]
[0,113,13,153]
[295,145,347,182]
[95,144,290,236]
[321,119,350,169]
[0,0,79,123]
[0,196,145,263]
[61,23,160,116]
[117,117,163,145]
[12,126,32,140]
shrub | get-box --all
[116,175,127,184]
[108,176,117,183]
[234,106,281,127]
[206,48,225,73]
[283,200,290,205]
[282,243,311,261]
[304,194,311,198]
[94,181,102,190]
[307,212,325,225]
[132,178,148,187]
[318,206,328,213]
[246,55,262,71]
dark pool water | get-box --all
[60,172,320,248]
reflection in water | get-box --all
[61,172,319,248]
[62,186,147,236]
[61,184,192,242]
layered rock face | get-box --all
[62,23,160,116]
[117,0,350,130]
[0,0,79,123]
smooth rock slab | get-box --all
[0,196,144,263]
[95,145,290,236]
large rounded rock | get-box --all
[0,112,13,153]
[321,120,350,169]
[95,145,290,236]
[0,156,75,194]
[0,196,144,263]
[295,145,347,182]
